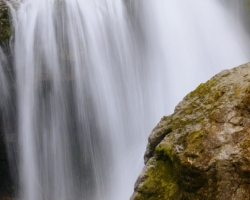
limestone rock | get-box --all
[131,63,250,200]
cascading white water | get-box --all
[2,0,250,200]
[10,1,150,199]
[0,47,9,105]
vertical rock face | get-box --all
[0,2,13,199]
[0,1,11,46]
[131,63,250,200]
[0,117,13,199]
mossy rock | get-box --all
[131,63,250,200]
[0,2,11,46]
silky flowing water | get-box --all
[1,0,250,199]
[0,48,8,104]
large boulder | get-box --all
[131,63,250,200]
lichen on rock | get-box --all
[131,63,250,200]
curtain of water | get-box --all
[0,48,9,105]
[9,1,149,199]
[2,0,250,200]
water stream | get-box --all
[1,0,250,199]
[0,48,8,105]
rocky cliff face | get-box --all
[0,2,13,200]
[0,1,11,46]
[131,63,250,200]
[0,116,13,200]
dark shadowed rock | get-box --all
[131,63,250,200]
[0,2,14,200]
[0,117,13,200]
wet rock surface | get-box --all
[0,117,13,200]
[0,1,11,46]
[131,63,250,200]
[0,3,14,200]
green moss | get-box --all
[134,143,180,200]
[189,130,203,141]
[135,159,179,200]
[169,117,186,130]
[155,144,174,161]
[0,7,11,45]
[187,79,217,99]
[184,130,205,158]
[186,130,204,149]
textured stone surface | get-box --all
[131,63,250,200]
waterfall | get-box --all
[0,48,9,105]
[1,0,250,199]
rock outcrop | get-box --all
[131,63,250,200]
